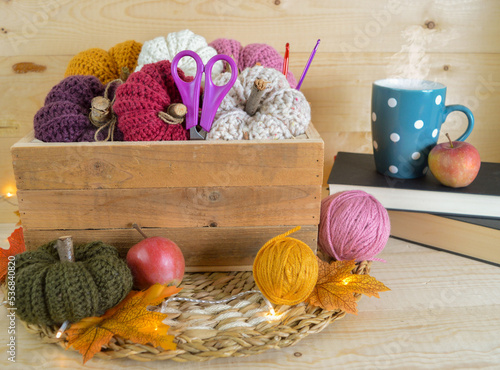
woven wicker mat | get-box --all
[20,261,371,362]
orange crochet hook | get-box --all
[282,43,290,76]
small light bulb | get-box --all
[56,320,70,338]
[5,192,13,198]
[342,276,352,285]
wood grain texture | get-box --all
[18,185,321,229]
[1,0,500,56]
[11,130,323,190]
[1,231,499,369]
[22,225,318,271]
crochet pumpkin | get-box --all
[14,241,133,326]
[135,29,223,78]
[207,66,310,140]
[65,40,143,84]
[209,38,297,88]
[34,75,123,142]
[113,60,191,141]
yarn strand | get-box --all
[265,225,301,246]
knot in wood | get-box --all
[92,161,105,174]
[12,62,47,74]
[209,192,220,202]
[425,20,435,29]
[209,221,218,227]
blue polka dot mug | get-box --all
[371,78,474,179]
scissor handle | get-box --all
[171,50,204,130]
[199,54,238,132]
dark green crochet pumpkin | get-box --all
[14,240,133,326]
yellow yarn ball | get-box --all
[65,40,142,84]
[253,226,318,306]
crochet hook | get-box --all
[296,39,320,90]
[282,42,290,76]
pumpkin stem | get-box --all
[120,66,130,82]
[245,78,268,116]
[91,79,123,142]
[90,96,112,127]
[55,236,75,263]
[158,103,187,125]
[54,236,74,334]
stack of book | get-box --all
[327,152,500,266]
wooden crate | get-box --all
[11,125,324,271]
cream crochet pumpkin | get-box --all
[207,66,311,140]
[135,29,223,78]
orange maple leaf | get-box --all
[14,210,22,227]
[66,284,182,364]
[307,258,390,314]
[0,227,26,283]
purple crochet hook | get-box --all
[172,50,238,139]
[296,39,320,91]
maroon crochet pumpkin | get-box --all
[34,75,124,142]
[113,60,191,141]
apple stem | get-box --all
[445,133,454,148]
[132,223,148,239]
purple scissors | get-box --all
[171,50,238,139]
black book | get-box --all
[327,152,500,218]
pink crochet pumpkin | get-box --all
[209,38,297,88]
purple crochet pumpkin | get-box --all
[34,75,123,142]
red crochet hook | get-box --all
[282,42,290,76]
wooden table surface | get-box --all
[1,223,499,369]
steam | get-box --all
[387,25,460,82]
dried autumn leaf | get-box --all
[66,284,182,363]
[14,210,22,227]
[0,227,26,282]
[307,258,390,314]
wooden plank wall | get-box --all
[1,0,499,222]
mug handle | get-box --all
[443,104,474,141]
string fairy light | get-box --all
[54,289,283,338]
[56,320,70,338]
[165,290,283,321]
[1,193,18,207]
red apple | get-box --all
[428,134,481,188]
[126,235,185,290]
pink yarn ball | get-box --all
[319,190,391,261]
